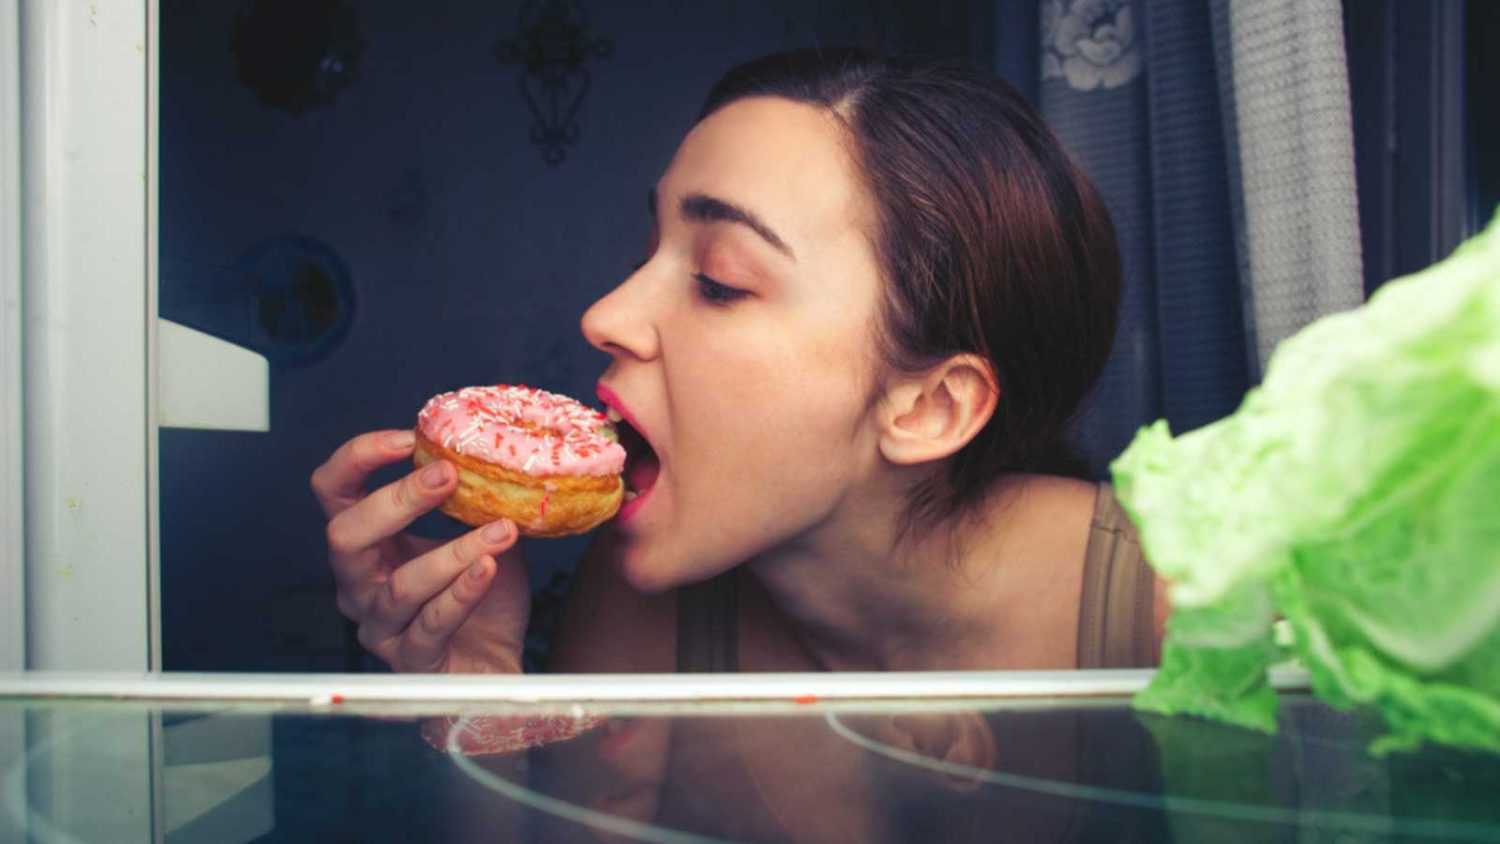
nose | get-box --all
[581,270,661,362]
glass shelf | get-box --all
[3,671,1497,842]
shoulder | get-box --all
[963,475,1100,668]
[1023,473,1100,506]
[1004,474,1101,543]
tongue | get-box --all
[627,452,660,493]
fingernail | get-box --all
[421,462,450,489]
[468,557,491,580]
[387,430,416,450]
[482,521,512,543]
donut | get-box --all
[413,385,626,537]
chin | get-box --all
[613,536,737,595]
[612,539,686,595]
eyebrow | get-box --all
[648,187,795,260]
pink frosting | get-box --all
[417,385,625,477]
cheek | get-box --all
[626,319,878,586]
[676,318,876,496]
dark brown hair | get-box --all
[701,48,1122,531]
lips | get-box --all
[597,383,662,522]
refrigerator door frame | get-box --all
[2,0,23,675]
[18,0,159,674]
[12,2,163,840]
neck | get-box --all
[747,474,1063,672]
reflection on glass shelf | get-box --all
[3,685,1498,842]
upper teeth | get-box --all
[606,407,623,423]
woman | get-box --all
[312,47,1167,686]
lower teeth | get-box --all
[623,491,638,502]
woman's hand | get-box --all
[311,429,530,674]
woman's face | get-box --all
[582,96,890,591]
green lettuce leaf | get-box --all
[1112,209,1500,754]
[1134,631,1280,734]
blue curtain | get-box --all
[1032,0,1252,475]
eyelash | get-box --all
[694,273,747,306]
[629,257,747,307]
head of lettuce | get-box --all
[1113,211,1500,756]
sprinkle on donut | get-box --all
[416,385,626,477]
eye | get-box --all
[695,273,748,306]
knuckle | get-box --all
[449,537,474,568]
[456,563,488,603]
[418,600,448,638]
[355,439,387,476]
[398,637,445,673]
[388,476,418,514]
[308,466,328,499]
[324,519,352,555]
[379,576,406,614]
[335,591,359,620]
[345,432,374,462]
[350,431,375,456]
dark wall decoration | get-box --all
[494,0,614,166]
[234,235,356,368]
[232,0,364,114]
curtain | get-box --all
[1034,0,1365,474]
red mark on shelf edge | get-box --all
[794,694,819,705]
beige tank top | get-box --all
[676,483,1156,672]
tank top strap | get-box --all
[1076,482,1158,669]
[675,569,740,673]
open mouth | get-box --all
[597,392,663,521]
[610,408,660,502]
[596,384,660,524]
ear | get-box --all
[878,354,999,466]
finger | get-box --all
[398,554,499,672]
[311,429,419,518]
[359,520,517,642]
[324,460,457,590]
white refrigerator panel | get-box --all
[21,0,152,672]
[2,0,24,674]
